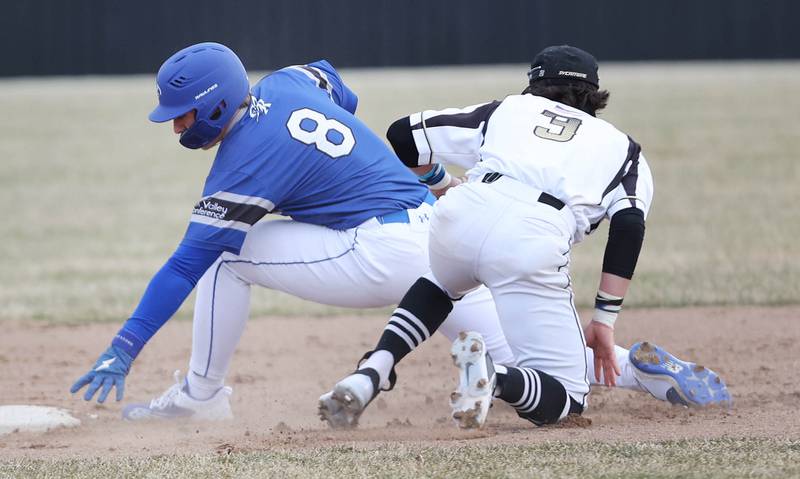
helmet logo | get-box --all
[558,70,588,79]
[194,83,219,100]
[156,83,161,97]
[527,66,545,81]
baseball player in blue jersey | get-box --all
[71,42,728,422]
[69,42,516,419]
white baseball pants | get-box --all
[428,175,591,404]
[189,201,514,384]
[188,195,640,396]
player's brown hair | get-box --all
[522,81,609,117]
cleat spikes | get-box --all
[319,370,383,430]
[629,341,732,408]
[449,331,495,430]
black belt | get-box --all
[482,173,564,210]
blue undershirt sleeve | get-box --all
[111,243,222,359]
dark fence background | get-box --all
[4,0,799,77]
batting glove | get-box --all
[70,345,133,403]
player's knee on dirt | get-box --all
[518,371,572,426]
[497,367,581,426]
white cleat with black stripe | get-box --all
[450,331,496,429]
[318,368,380,429]
[318,352,397,429]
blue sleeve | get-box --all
[182,170,275,255]
[111,244,222,359]
[307,60,359,114]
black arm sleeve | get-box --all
[602,207,646,279]
[386,116,420,167]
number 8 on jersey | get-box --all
[287,108,356,158]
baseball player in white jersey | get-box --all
[320,45,731,429]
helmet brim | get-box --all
[148,104,192,123]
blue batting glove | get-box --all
[70,345,133,403]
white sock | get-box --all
[186,371,224,401]
[358,350,395,389]
[585,345,645,391]
[493,364,508,397]
[615,346,645,391]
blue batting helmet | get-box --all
[149,42,250,149]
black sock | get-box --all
[375,277,453,364]
[495,366,579,425]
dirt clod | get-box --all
[215,443,235,455]
[557,414,593,428]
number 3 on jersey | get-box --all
[287,108,355,158]
[534,109,582,142]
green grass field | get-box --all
[1,62,799,477]
[4,439,800,478]
[1,62,798,325]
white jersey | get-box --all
[408,94,654,243]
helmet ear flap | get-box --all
[179,119,223,149]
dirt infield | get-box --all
[1,306,798,459]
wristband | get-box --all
[111,328,146,359]
[429,170,452,190]
[592,290,623,329]
[417,164,453,191]
[417,164,443,183]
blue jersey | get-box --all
[181,60,428,255]
[113,61,429,359]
